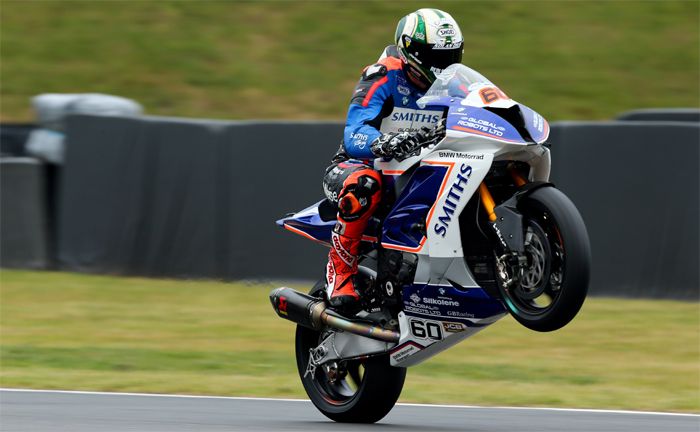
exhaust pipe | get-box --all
[269,287,399,343]
[269,287,326,330]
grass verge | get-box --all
[2,1,698,121]
[1,269,698,412]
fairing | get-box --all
[277,200,381,245]
[276,201,335,245]
[380,164,449,251]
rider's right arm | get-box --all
[343,64,394,160]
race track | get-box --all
[1,389,698,432]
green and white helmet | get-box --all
[395,8,464,89]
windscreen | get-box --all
[417,64,493,107]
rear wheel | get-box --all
[294,279,406,423]
[497,187,591,332]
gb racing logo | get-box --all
[434,164,472,237]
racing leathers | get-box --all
[323,46,444,309]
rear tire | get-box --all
[499,187,591,332]
[295,279,406,423]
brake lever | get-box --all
[421,134,441,149]
[396,126,444,161]
[422,120,446,147]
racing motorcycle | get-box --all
[270,64,591,423]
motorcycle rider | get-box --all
[323,8,464,310]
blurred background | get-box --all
[2,1,699,121]
[1,0,698,414]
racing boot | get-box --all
[325,229,363,311]
[324,168,382,313]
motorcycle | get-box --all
[270,64,591,423]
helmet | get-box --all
[395,9,464,89]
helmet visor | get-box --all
[405,38,463,71]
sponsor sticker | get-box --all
[380,107,443,134]
[278,296,288,316]
[385,281,394,296]
[446,310,475,318]
[437,27,456,37]
[391,343,420,363]
[422,297,460,307]
[438,151,485,160]
[433,163,472,238]
[533,113,544,133]
[323,183,338,202]
[442,321,465,333]
[326,262,335,286]
[332,233,356,266]
[453,116,506,136]
[433,42,461,50]
[350,132,369,149]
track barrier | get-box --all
[2,115,697,299]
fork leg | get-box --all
[479,183,497,222]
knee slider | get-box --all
[338,191,365,219]
[355,174,380,198]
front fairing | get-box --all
[421,95,549,145]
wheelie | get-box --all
[270,8,590,423]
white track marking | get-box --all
[0,388,307,403]
[1,388,697,418]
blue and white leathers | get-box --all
[342,46,445,160]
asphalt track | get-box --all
[1,389,698,432]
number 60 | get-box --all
[409,320,443,340]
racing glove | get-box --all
[370,131,424,161]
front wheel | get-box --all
[295,279,406,423]
[498,186,591,332]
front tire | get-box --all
[498,186,591,332]
[295,279,406,423]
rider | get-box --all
[323,8,464,310]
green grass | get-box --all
[1,270,698,412]
[1,1,698,122]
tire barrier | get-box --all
[1,157,48,269]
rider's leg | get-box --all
[324,165,382,309]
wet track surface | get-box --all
[1,389,698,432]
